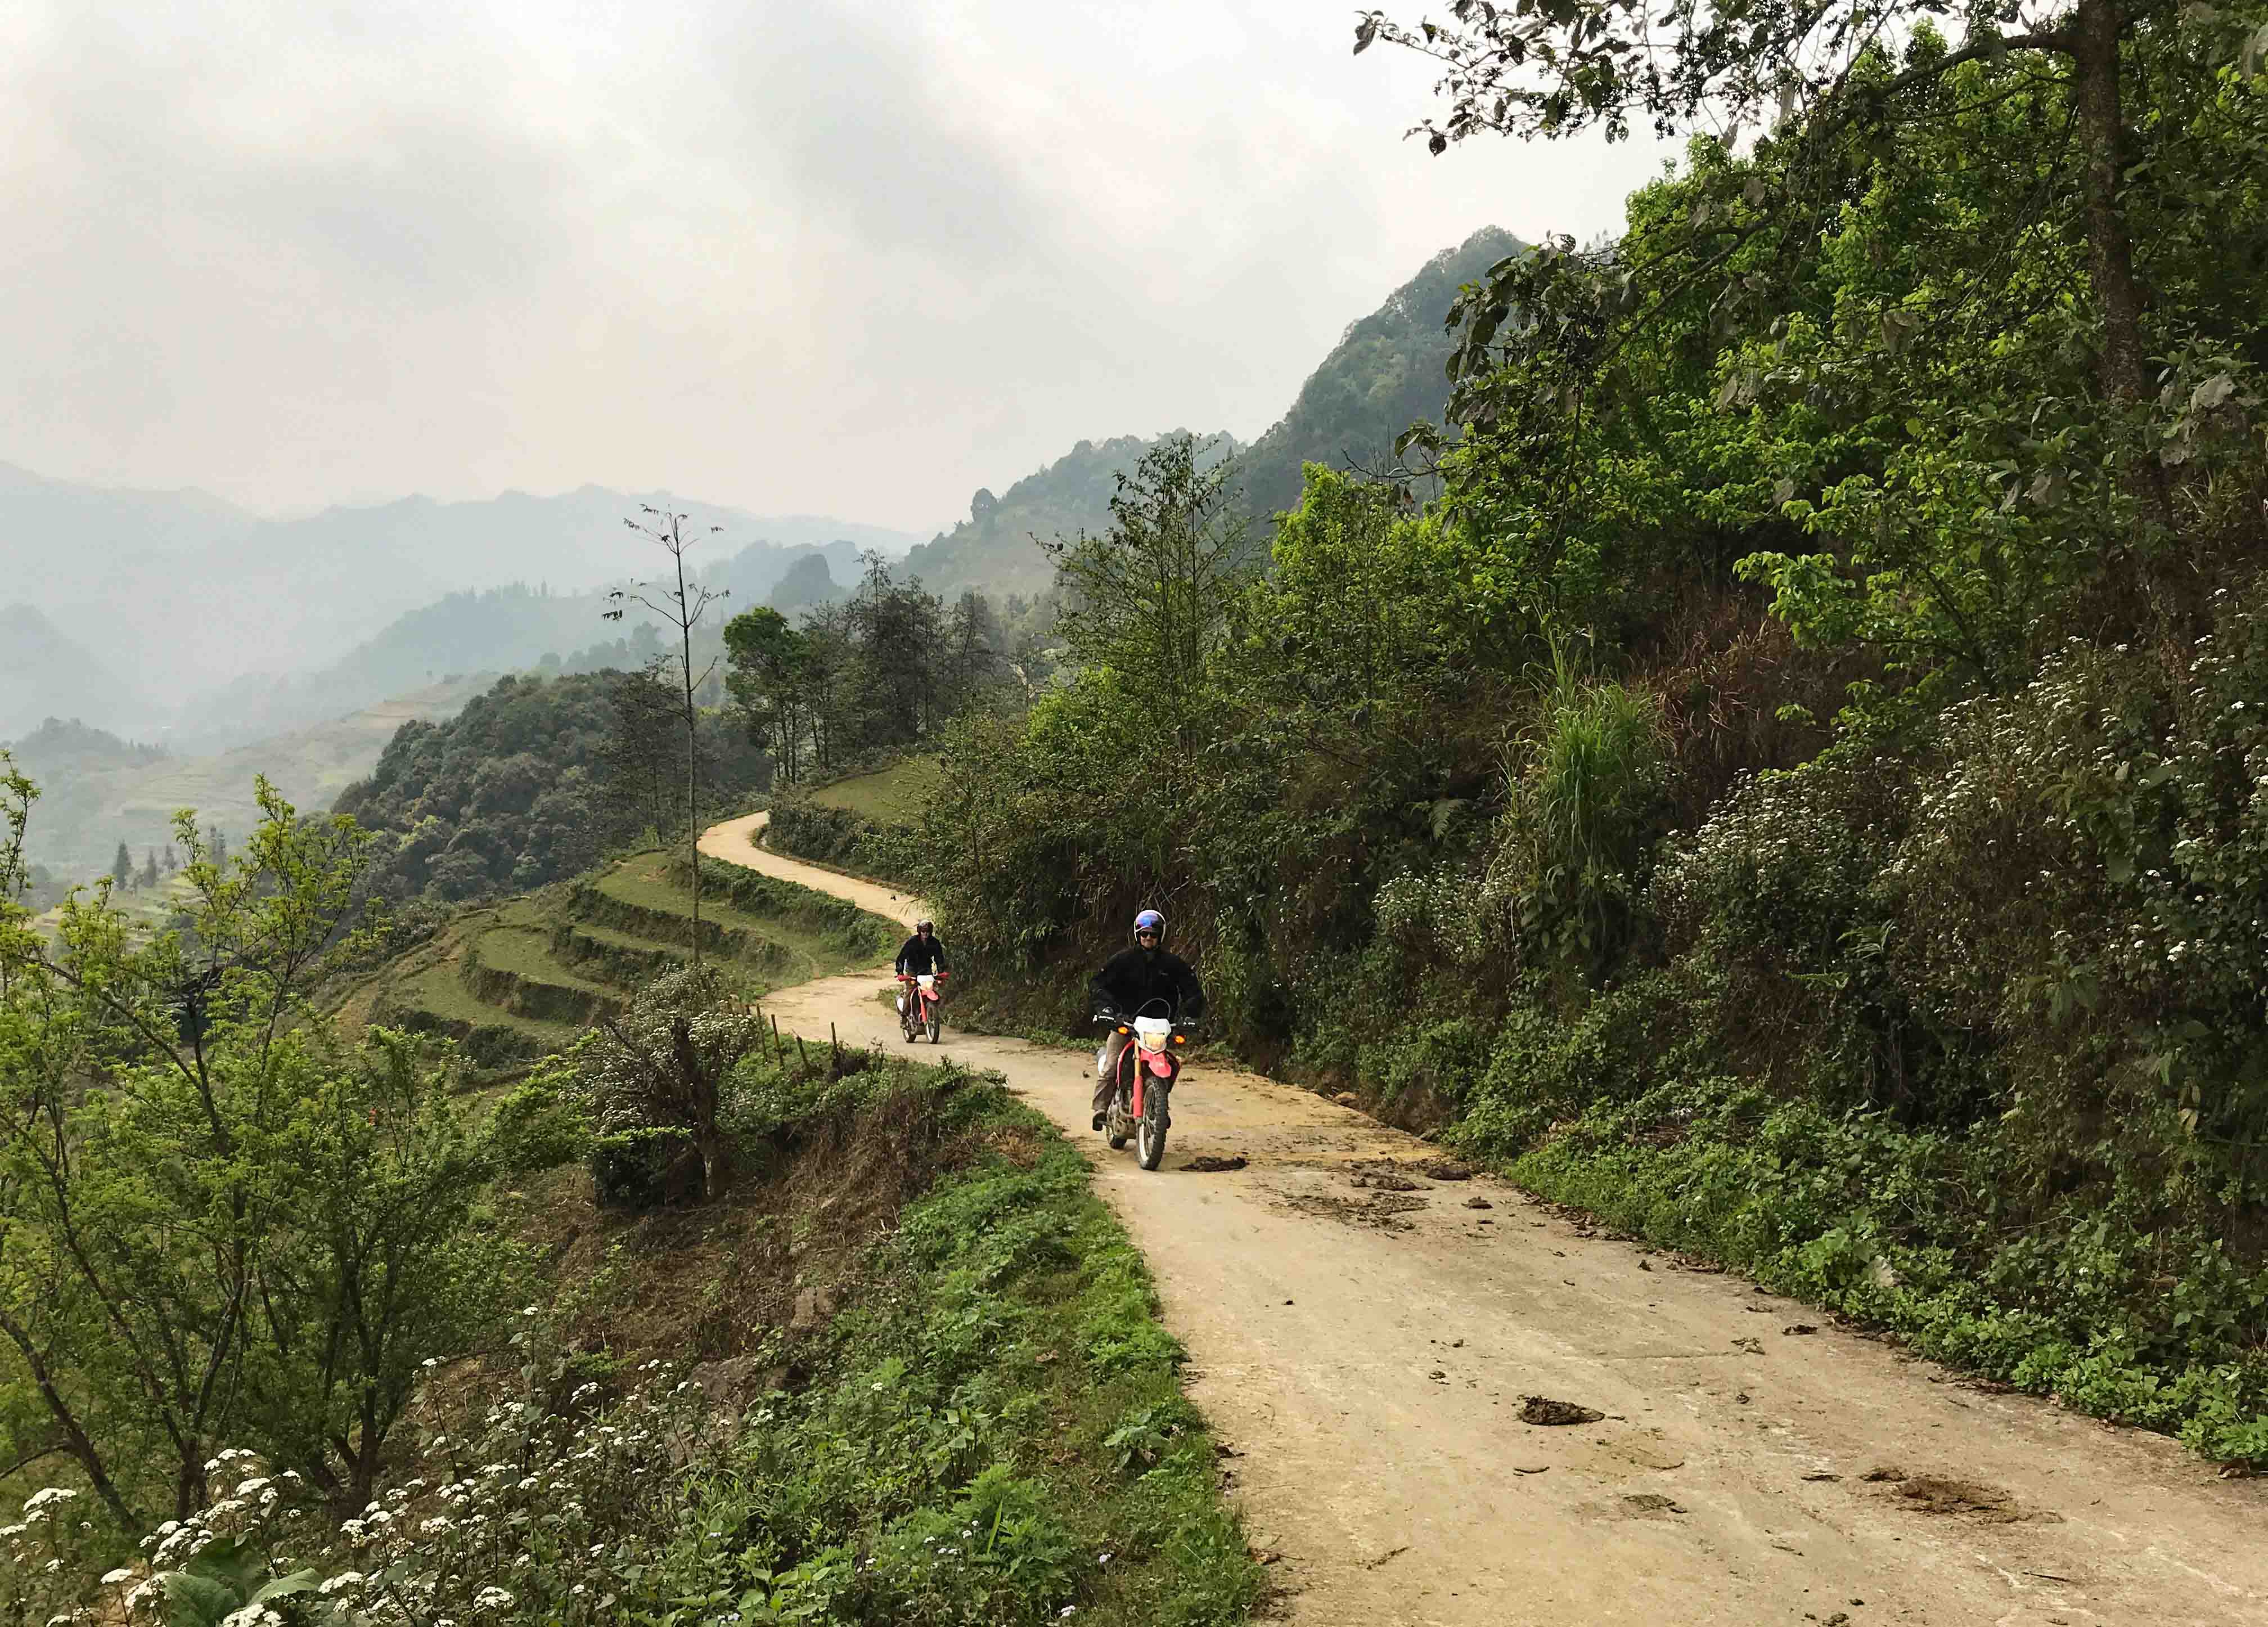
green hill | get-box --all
[1230,226,1522,524]
[344,846,900,1073]
[901,431,1237,601]
[334,670,770,904]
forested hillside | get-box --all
[901,431,1238,601]
[917,21,2268,1466]
[1228,226,1521,523]
[334,669,769,902]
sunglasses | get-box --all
[1136,929,1159,939]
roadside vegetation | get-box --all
[0,760,1258,1624]
[342,847,898,1076]
[908,21,2268,1466]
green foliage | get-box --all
[22,1064,1258,1626]
[763,788,915,886]
[1483,647,1670,977]
[923,18,2268,1471]
[1047,435,1254,758]
[489,1058,594,1175]
[572,966,770,1206]
[0,780,533,1523]
[723,605,818,783]
[150,1530,318,1627]
[734,555,1025,786]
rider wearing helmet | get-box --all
[896,919,948,977]
[1089,908,1206,1130]
[895,919,948,1016]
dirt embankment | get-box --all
[705,811,2268,1627]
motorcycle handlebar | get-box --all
[1094,1010,1196,1028]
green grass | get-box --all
[341,848,895,1077]
[809,755,946,825]
[471,923,620,998]
[379,941,586,1060]
[605,850,895,974]
[612,1058,1266,1625]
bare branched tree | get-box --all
[606,506,728,969]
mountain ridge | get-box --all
[894,225,1522,600]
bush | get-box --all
[1482,655,1670,981]
[764,788,914,884]
[29,1064,1262,1624]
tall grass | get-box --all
[1485,637,1668,976]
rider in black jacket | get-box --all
[1090,908,1205,1129]
[895,919,948,977]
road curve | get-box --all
[705,811,2268,1627]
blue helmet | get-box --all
[1133,909,1165,943]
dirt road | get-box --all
[705,812,2268,1626]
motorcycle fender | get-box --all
[1146,1055,1174,1078]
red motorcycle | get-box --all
[898,971,947,1044]
[1097,999,1193,1170]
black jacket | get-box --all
[896,933,948,976]
[1090,945,1206,1021]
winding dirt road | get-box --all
[701,811,2268,1627]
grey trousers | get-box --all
[1093,1028,1134,1114]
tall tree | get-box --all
[604,656,685,842]
[1045,434,1254,756]
[1355,4,2262,535]
[606,507,729,970]
[722,606,814,784]
[0,783,524,1522]
[110,841,132,890]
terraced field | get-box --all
[345,845,900,1073]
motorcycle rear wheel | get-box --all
[1106,1067,1133,1150]
[1137,1084,1168,1170]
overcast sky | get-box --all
[1,1,1675,533]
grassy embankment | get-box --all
[760,756,944,884]
[809,754,947,824]
[340,844,901,1071]
[442,1056,1265,1625]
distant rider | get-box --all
[1090,908,1206,1130]
[895,919,949,1018]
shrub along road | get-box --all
[700,812,2268,1626]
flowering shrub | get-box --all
[1473,578,2268,1464]
[2,1487,110,1626]
[13,1067,1261,1625]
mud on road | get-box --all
[705,813,2268,1626]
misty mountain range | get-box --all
[5,224,1518,874]
[0,469,917,744]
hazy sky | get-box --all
[2,1,1674,533]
